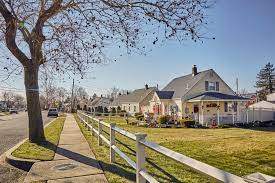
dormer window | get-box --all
[205,81,219,91]
[209,82,216,91]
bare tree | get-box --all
[40,68,57,109]
[1,91,14,108]
[13,93,26,108]
[0,0,212,143]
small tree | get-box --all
[256,62,275,100]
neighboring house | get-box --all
[110,85,157,115]
[78,97,91,110]
[109,94,127,111]
[88,96,112,112]
[149,65,248,126]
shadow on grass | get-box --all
[245,126,275,132]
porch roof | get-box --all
[187,92,249,102]
[156,91,174,99]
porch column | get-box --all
[217,101,220,125]
[201,101,204,126]
[232,101,235,124]
[236,102,239,123]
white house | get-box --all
[149,65,249,126]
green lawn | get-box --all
[75,115,275,183]
[12,117,66,161]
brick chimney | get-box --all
[192,65,198,76]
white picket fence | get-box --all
[77,111,248,183]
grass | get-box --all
[12,117,66,161]
[75,115,275,183]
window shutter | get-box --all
[205,81,209,91]
[216,82,219,91]
[224,102,228,112]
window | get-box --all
[224,102,228,112]
[205,81,219,91]
[209,82,216,91]
[128,106,131,111]
[134,106,136,112]
[124,106,126,110]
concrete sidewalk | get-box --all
[24,114,108,183]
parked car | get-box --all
[47,108,59,117]
[9,108,18,114]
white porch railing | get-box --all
[77,111,247,183]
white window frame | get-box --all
[208,82,216,91]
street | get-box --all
[0,111,53,155]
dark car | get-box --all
[9,108,18,114]
[47,108,59,117]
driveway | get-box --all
[0,111,53,155]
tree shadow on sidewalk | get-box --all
[40,141,136,182]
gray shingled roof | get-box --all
[162,69,212,99]
[111,87,157,106]
[89,97,111,107]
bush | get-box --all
[179,119,195,128]
[136,114,144,121]
[119,110,127,117]
[158,115,170,124]
[218,124,231,128]
[134,112,142,117]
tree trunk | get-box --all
[24,66,45,143]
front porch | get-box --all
[185,92,249,126]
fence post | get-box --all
[91,118,94,136]
[109,123,116,163]
[98,119,103,146]
[135,133,147,183]
[85,115,88,128]
[87,115,90,131]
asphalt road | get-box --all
[0,111,53,155]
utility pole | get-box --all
[71,79,75,113]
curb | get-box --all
[3,117,62,171]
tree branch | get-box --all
[0,0,30,67]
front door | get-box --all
[193,104,199,122]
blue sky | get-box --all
[77,0,275,95]
[1,0,275,96]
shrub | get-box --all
[136,114,144,121]
[158,115,170,124]
[134,112,142,117]
[119,110,126,117]
[179,119,195,128]
[218,124,231,128]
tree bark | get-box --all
[24,66,45,143]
